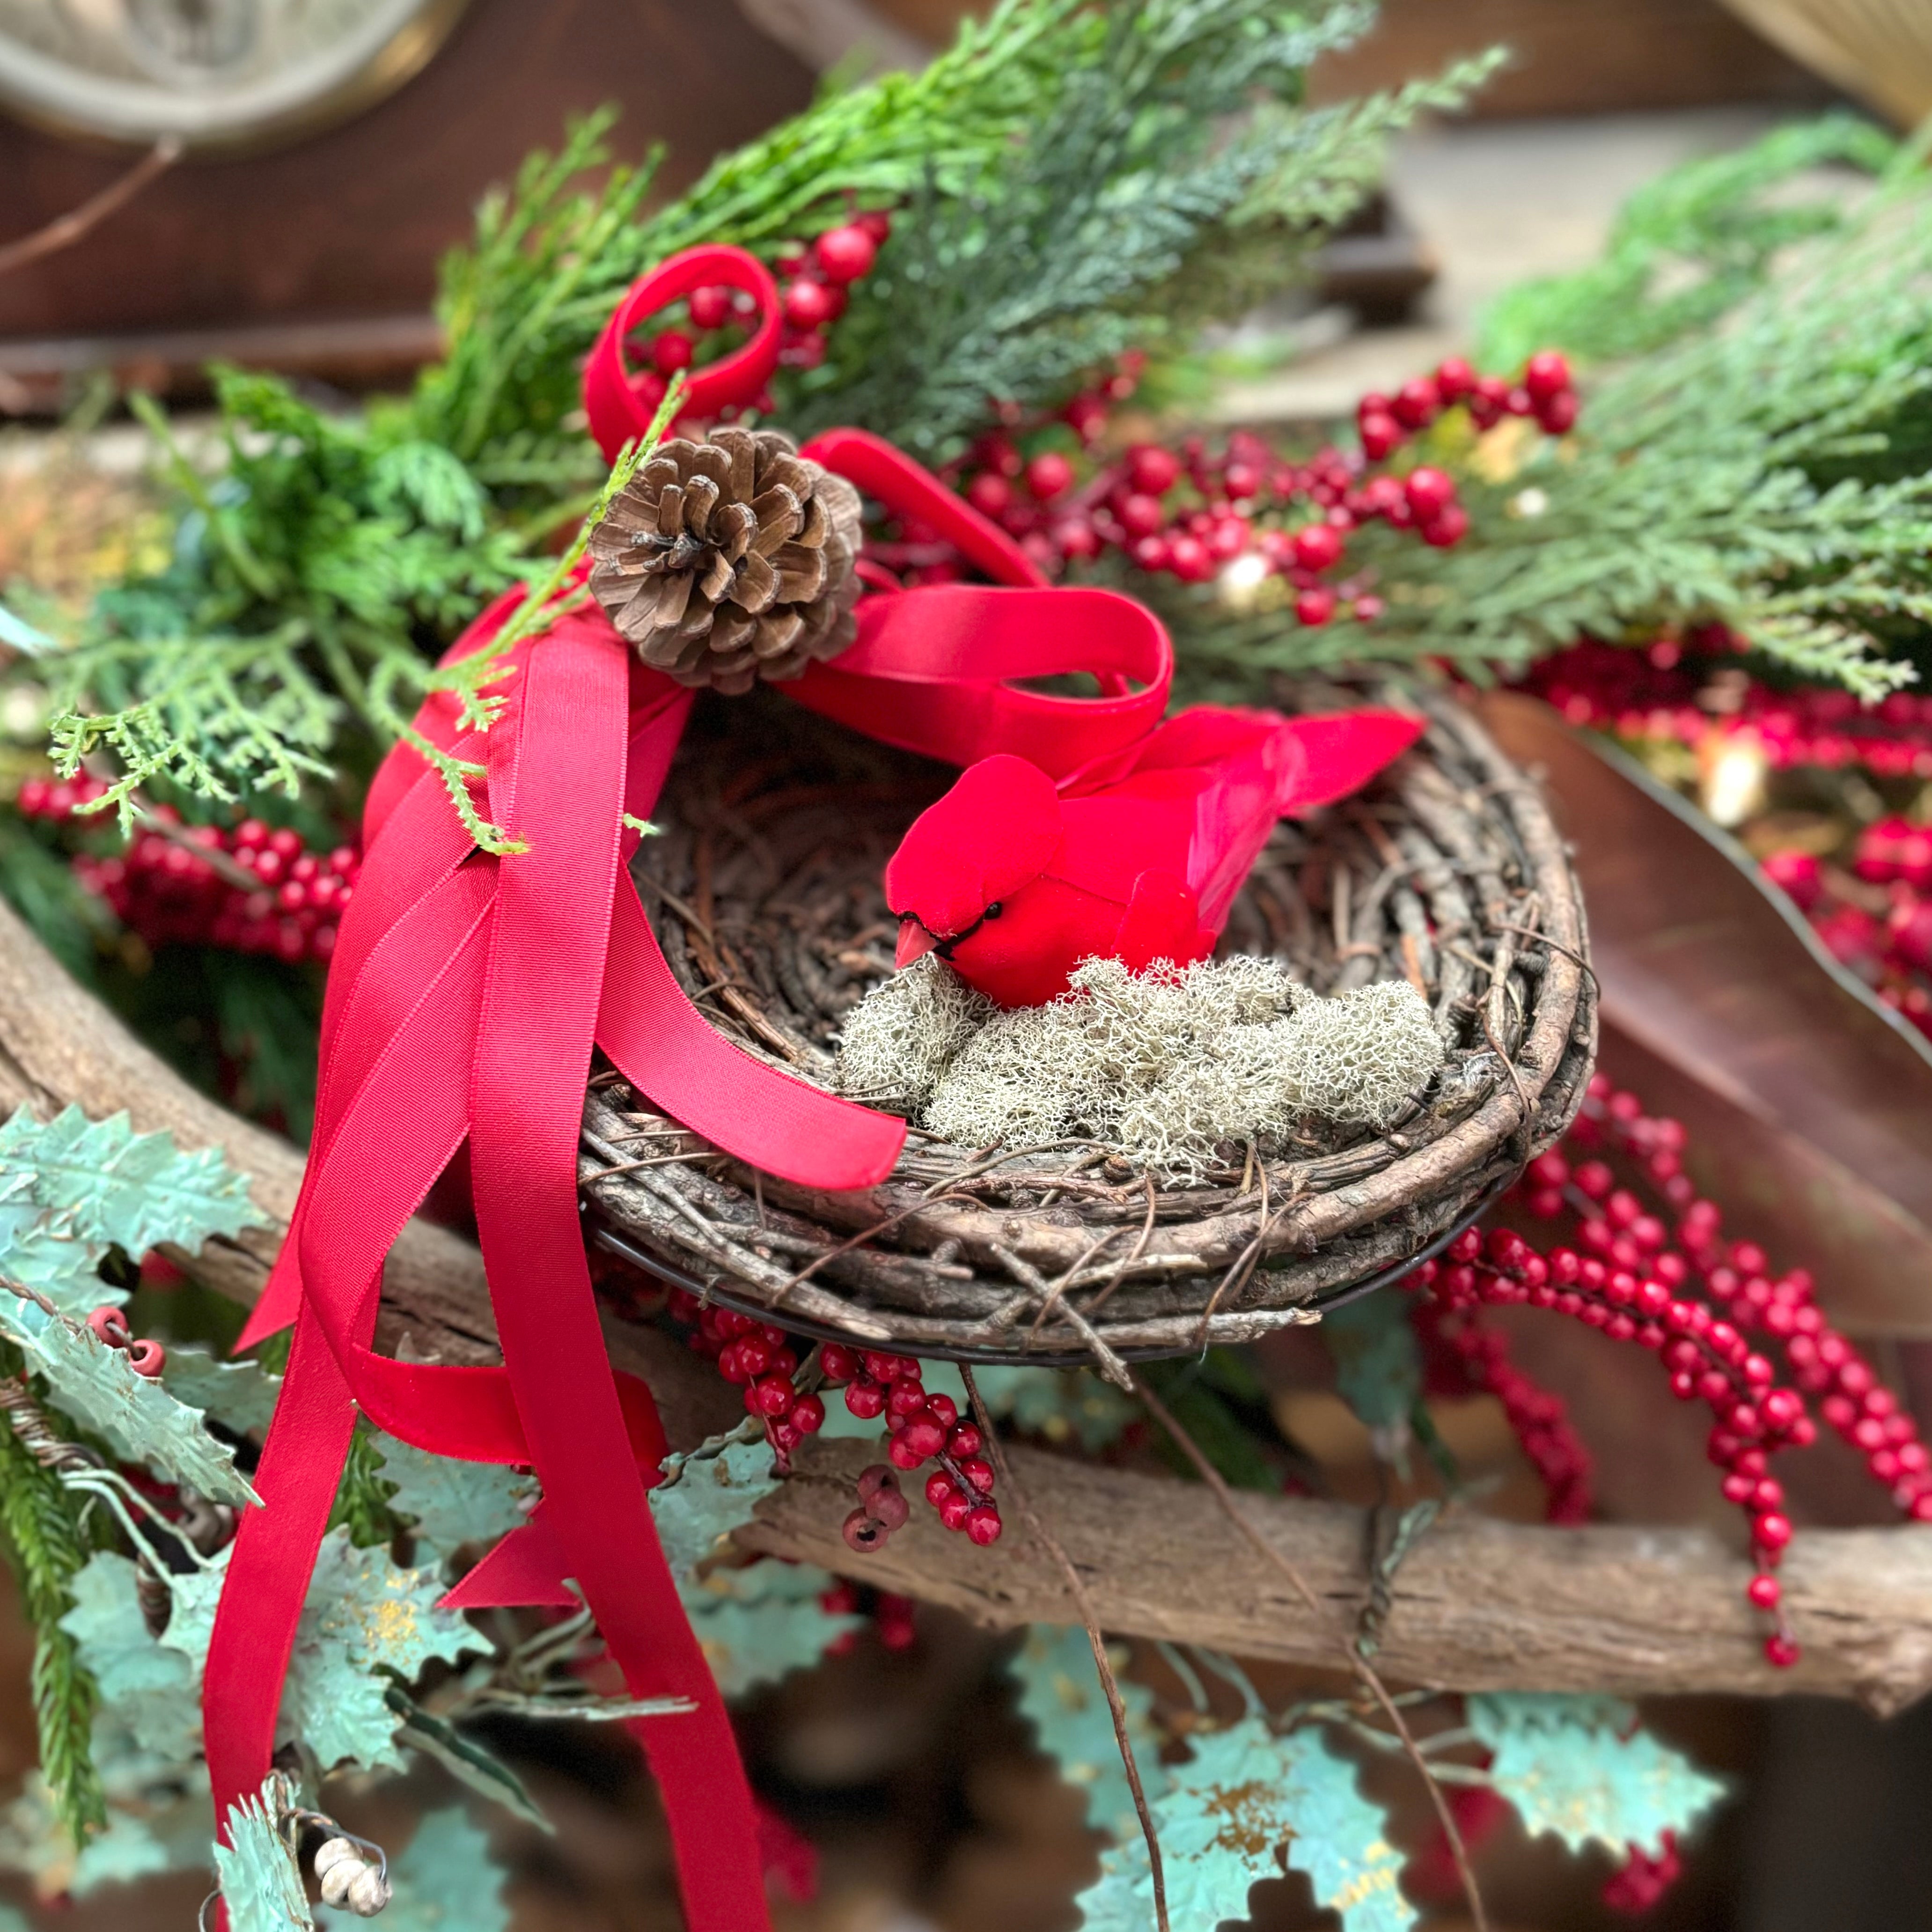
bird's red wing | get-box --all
[1115,869,1212,975]
[1275,709,1424,813]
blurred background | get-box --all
[4,2,1932,1929]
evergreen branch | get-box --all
[0,1399,103,1846]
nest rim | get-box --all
[580,681,1596,1370]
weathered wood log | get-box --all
[6,891,1932,1709]
[746,1437,1932,1715]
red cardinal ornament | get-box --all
[885,704,1423,1006]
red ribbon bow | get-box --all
[204,246,1172,1929]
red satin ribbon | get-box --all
[205,245,1175,1932]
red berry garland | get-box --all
[855,348,1577,624]
[18,778,358,965]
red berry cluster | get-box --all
[627,209,891,411]
[1602,1831,1682,1915]
[670,1289,827,1456]
[887,347,1576,626]
[1415,1295,1592,1523]
[817,1577,918,1652]
[1524,635,1932,780]
[1357,348,1578,458]
[18,777,358,965]
[819,1343,1003,1546]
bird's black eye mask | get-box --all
[894,901,1003,960]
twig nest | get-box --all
[588,426,862,693]
[315,1836,390,1916]
[844,956,1446,1181]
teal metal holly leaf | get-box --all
[213,1776,312,1932]
[0,1287,257,1507]
[318,1807,509,1932]
[1006,1623,1162,1843]
[1075,1719,1411,1932]
[61,1553,202,1767]
[159,1346,282,1437]
[279,1531,488,1773]
[687,1558,860,1699]
[371,1435,534,1558]
[650,1438,781,1583]
[1468,1694,1728,1859]
[0,1105,259,1315]
[1322,1291,1421,1434]
[975,1366,1137,1451]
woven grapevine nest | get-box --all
[581,682,1596,1370]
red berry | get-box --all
[946,1425,984,1461]
[1420,503,1470,549]
[652,328,694,375]
[1763,1634,1800,1669]
[1168,535,1213,582]
[1523,350,1571,401]
[964,1505,1004,1546]
[813,223,878,285]
[854,209,893,243]
[1118,491,1167,537]
[843,1509,888,1553]
[845,1380,886,1420]
[887,1435,926,1471]
[1352,594,1384,623]
[857,1463,896,1499]
[871,1484,911,1530]
[1435,357,1477,401]
[753,1374,795,1418]
[900,1415,948,1462]
[887,1382,928,1420]
[790,1393,825,1434]
[819,1343,858,1383]
[782,278,835,328]
[939,1491,973,1532]
[1026,451,1074,502]
[1391,377,1440,429]
[1754,1511,1793,1551]
[926,1472,958,1508]
[965,472,1012,518]
[925,1393,959,1430]
[1295,587,1336,628]
[1746,1573,1782,1610]
[1536,390,1579,435]
[688,286,731,331]
[958,1457,995,1495]
[1404,467,1456,521]
[1358,411,1400,460]
[1125,445,1181,494]
[1052,515,1100,560]
[1290,522,1343,572]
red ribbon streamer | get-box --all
[205,247,1175,1930]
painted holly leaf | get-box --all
[1006,1623,1162,1842]
[0,1288,257,1507]
[371,1434,535,1558]
[279,1531,488,1773]
[160,1345,282,1437]
[1322,1290,1421,1433]
[1075,1719,1411,1932]
[650,1438,781,1583]
[0,1105,259,1314]
[1468,1694,1727,1859]
[318,1807,509,1932]
[61,1553,203,1766]
[687,1558,860,1699]
[975,1366,1137,1451]
[214,1777,313,1932]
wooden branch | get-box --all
[0,140,182,281]
[742,1436,1932,1716]
[7,891,1932,1709]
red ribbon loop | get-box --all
[584,243,781,461]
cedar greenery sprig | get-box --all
[0,1405,104,1847]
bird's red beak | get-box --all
[895,918,937,969]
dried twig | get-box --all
[0,140,183,280]
[1131,1374,1491,1932]
[961,1366,1169,1932]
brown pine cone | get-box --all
[587,426,863,695]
